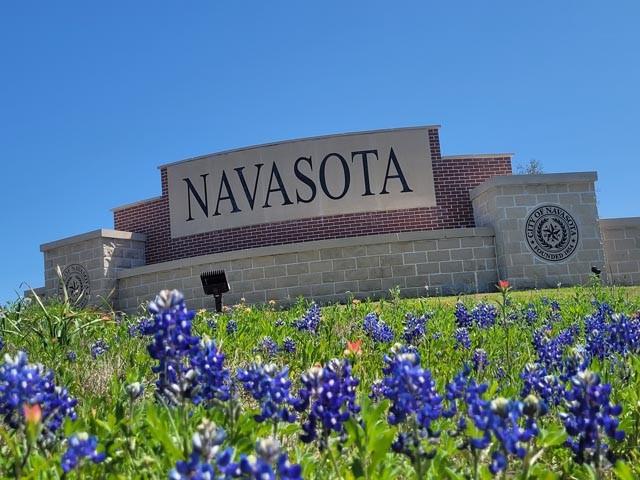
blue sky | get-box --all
[1,1,639,303]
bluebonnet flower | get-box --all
[559,369,624,465]
[170,419,227,480]
[472,348,489,372]
[532,324,578,371]
[431,332,442,341]
[282,337,296,354]
[294,303,321,333]
[0,351,77,435]
[454,327,471,350]
[584,305,640,361]
[66,351,77,362]
[402,312,429,344]
[275,317,286,328]
[520,363,564,406]
[90,339,109,359]
[379,346,442,429]
[238,438,302,480]
[226,319,238,335]
[471,302,497,328]
[142,290,200,404]
[126,382,145,401]
[443,367,546,474]
[362,312,394,343]
[294,359,360,449]
[523,306,537,325]
[190,339,231,405]
[550,300,561,312]
[207,318,218,331]
[61,433,105,473]
[237,362,296,424]
[472,396,544,474]
[171,428,302,480]
[454,302,473,328]
[0,337,4,351]
[256,336,279,358]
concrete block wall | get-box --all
[40,229,146,306]
[115,228,497,313]
[600,217,640,285]
[471,172,604,289]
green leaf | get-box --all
[540,426,568,447]
[444,467,465,480]
[615,461,637,480]
[351,458,365,479]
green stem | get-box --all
[326,441,341,479]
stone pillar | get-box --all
[600,217,640,285]
[39,229,146,308]
[470,172,604,289]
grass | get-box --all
[0,281,639,479]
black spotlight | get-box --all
[200,270,230,313]
[591,266,602,278]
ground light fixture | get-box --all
[200,270,230,313]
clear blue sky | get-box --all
[1,1,638,304]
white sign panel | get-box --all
[166,127,436,238]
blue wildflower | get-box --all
[454,327,471,350]
[520,363,564,405]
[226,319,238,335]
[256,336,279,358]
[90,339,109,359]
[66,351,77,362]
[454,302,473,328]
[236,363,297,424]
[142,290,200,404]
[379,346,442,429]
[403,313,429,344]
[282,337,296,354]
[471,302,497,328]
[294,303,321,333]
[0,337,4,351]
[61,433,105,473]
[559,369,624,465]
[294,359,360,449]
[0,351,77,435]
[472,348,489,372]
[363,312,394,343]
[190,339,231,405]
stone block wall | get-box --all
[115,228,497,313]
[40,229,146,306]
[600,218,640,285]
[471,173,604,289]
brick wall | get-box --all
[114,128,512,266]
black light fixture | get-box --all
[200,270,230,313]
[591,266,602,278]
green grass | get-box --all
[1,282,640,479]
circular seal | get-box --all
[525,205,579,262]
[58,264,91,307]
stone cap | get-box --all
[599,217,640,228]
[470,172,598,200]
[116,226,494,279]
[157,125,442,169]
[40,229,146,252]
[442,153,514,160]
[112,196,163,212]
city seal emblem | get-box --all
[525,205,579,262]
[58,264,91,307]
